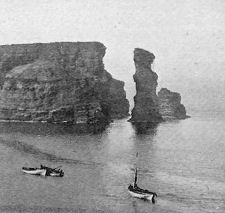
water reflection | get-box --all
[132,200,138,213]
[0,119,160,137]
[0,121,108,136]
[131,122,159,135]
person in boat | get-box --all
[40,164,51,175]
[133,181,137,188]
[40,164,63,176]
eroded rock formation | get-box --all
[158,88,187,119]
[130,48,163,123]
[0,42,129,125]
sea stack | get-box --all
[130,48,163,123]
[158,88,188,119]
[0,42,129,124]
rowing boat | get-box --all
[22,165,64,177]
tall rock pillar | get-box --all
[130,48,162,123]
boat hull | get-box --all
[128,184,157,203]
[128,190,153,201]
[48,172,64,177]
[22,168,46,176]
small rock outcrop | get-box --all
[130,48,163,123]
[0,42,129,125]
[158,88,187,119]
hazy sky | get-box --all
[0,0,224,112]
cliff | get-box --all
[158,88,187,119]
[0,42,129,125]
[130,48,163,123]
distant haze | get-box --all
[0,0,224,112]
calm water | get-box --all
[0,112,224,213]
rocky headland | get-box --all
[130,48,163,123]
[0,42,129,127]
[158,88,188,119]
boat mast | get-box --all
[134,167,137,185]
[134,152,138,186]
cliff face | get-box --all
[0,42,129,124]
[158,88,187,119]
[130,48,163,123]
[108,79,130,119]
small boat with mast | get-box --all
[128,153,157,203]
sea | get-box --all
[0,111,224,213]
